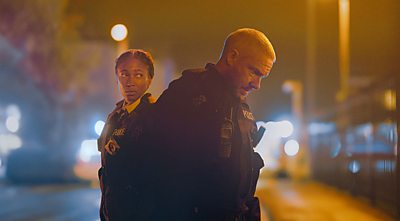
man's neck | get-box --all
[215,61,235,87]
[214,61,228,77]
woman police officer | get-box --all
[98,49,156,221]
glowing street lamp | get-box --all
[282,80,310,179]
[111,24,128,42]
[337,0,350,102]
[306,0,351,104]
[111,24,129,55]
[110,23,129,99]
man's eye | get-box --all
[120,73,129,77]
[135,73,143,78]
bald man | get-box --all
[152,28,276,221]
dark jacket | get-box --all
[152,64,264,221]
[98,93,155,221]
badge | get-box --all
[242,110,255,121]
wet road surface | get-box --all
[0,182,100,221]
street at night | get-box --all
[0,0,399,220]
[0,177,396,221]
[0,182,100,221]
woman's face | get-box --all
[116,57,152,104]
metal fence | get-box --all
[309,73,399,217]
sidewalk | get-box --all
[256,178,397,221]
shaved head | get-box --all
[220,28,276,62]
[215,28,276,100]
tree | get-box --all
[0,0,99,105]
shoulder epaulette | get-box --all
[181,68,211,84]
[182,68,206,76]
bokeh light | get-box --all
[284,139,299,156]
[94,120,105,136]
[79,139,99,163]
[348,160,361,173]
[263,120,294,138]
[0,134,22,153]
[278,120,294,138]
[111,24,128,41]
[5,116,19,133]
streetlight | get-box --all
[306,0,351,103]
[337,0,350,102]
[282,80,303,125]
[306,0,317,118]
[111,24,128,41]
[111,24,128,55]
[110,24,129,99]
[282,80,310,179]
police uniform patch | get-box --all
[242,110,255,121]
[112,128,126,136]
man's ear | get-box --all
[226,49,239,66]
[116,76,121,92]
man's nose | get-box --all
[250,77,262,90]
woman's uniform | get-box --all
[98,93,155,221]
